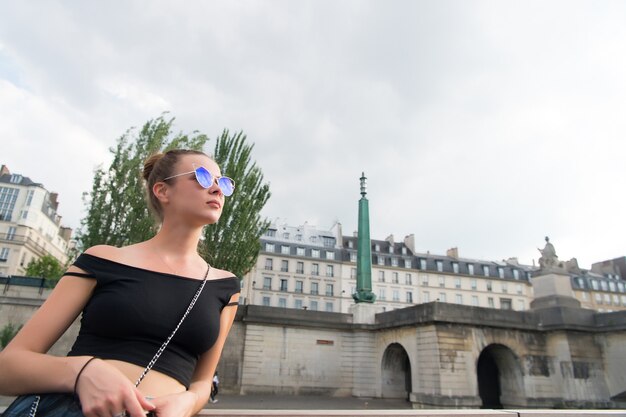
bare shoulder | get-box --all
[83,244,123,260]
[210,266,237,280]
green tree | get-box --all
[25,255,64,287]
[201,130,271,278]
[0,323,22,349]
[77,114,208,249]
[77,116,270,277]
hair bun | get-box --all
[143,153,164,181]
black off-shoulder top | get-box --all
[66,253,239,388]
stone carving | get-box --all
[537,236,566,273]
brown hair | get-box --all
[143,149,209,221]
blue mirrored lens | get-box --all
[218,177,235,196]
[194,167,213,188]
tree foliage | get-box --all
[25,254,65,287]
[77,115,208,249]
[201,130,271,278]
[76,115,270,277]
[0,323,22,349]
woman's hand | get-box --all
[149,391,198,417]
[75,358,156,417]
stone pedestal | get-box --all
[349,302,384,324]
[531,272,581,310]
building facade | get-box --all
[0,165,72,277]
[241,221,626,313]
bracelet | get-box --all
[74,357,98,396]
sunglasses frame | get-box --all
[163,165,235,196]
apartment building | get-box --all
[0,165,72,276]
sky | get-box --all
[1,1,624,270]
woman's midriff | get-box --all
[104,359,186,397]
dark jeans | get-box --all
[2,394,84,417]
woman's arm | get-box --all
[0,263,155,417]
[151,292,240,417]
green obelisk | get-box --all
[352,172,376,303]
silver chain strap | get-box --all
[134,264,210,387]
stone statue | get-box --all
[537,236,563,272]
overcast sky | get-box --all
[1,1,624,269]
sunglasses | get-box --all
[163,166,236,196]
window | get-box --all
[296,262,304,274]
[326,265,334,277]
[265,258,273,270]
[295,234,302,241]
[438,293,447,302]
[20,253,27,266]
[420,259,427,270]
[278,298,287,308]
[406,291,413,303]
[391,258,398,267]
[0,247,9,261]
[516,284,523,295]
[619,282,625,293]
[595,293,602,304]
[378,271,385,282]
[348,240,354,249]
[470,279,477,290]
[405,273,412,285]
[296,247,305,256]
[591,280,599,290]
[452,262,459,273]
[351,268,357,279]
[263,277,272,290]
[468,264,474,275]
[502,282,508,293]
[622,295,626,306]
[388,245,394,254]
[325,302,334,312]
[374,244,380,252]
[500,298,512,310]
[513,269,520,280]
[454,278,461,289]
[486,281,493,292]
[326,251,335,260]
[455,294,463,304]
[266,229,276,237]
[265,243,275,252]
[280,279,288,292]
[322,237,335,247]
[392,272,399,283]
[7,226,16,240]
[488,297,495,308]
[378,288,386,300]
[483,265,490,276]
[377,256,385,266]
[350,252,357,262]
[295,280,303,293]
[310,236,317,243]
[472,296,479,306]
[404,259,412,268]
[281,260,289,272]
[283,232,290,239]
[295,299,303,309]
[262,296,271,306]
[0,187,20,221]
[402,247,407,255]
[326,284,334,296]
[498,267,504,279]
[421,274,429,286]
[438,275,445,288]
[25,189,34,206]
[311,263,319,276]
[393,290,400,301]
[312,249,320,258]
[518,300,525,311]
[281,245,290,255]
[436,260,443,272]
[609,281,616,292]
[311,282,319,295]
[310,300,318,311]
[423,291,430,302]
[582,292,589,301]
[601,281,608,291]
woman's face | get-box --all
[161,154,228,226]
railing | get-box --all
[1,275,48,295]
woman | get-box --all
[0,149,240,417]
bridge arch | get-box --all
[381,342,412,400]
[477,343,524,408]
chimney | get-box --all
[446,247,459,258]
[0,165,10,176]
[385,234,394,244]
[49,192,59,211]
[59,226,73,242]
[403,234,415,253]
